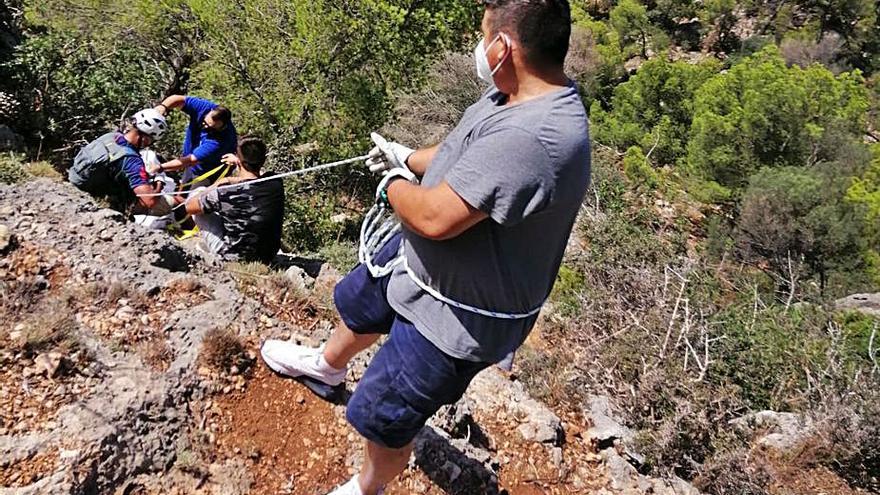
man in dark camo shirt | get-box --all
[184,136,284,264]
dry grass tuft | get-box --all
[200,328,248,373]
[20,312,79,357]
[138,338,174,372]
[167,276,203,294]
[22,161,62,180]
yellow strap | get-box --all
[169,166,231,241]
[175,225,200,241]
[165,213,192,235]
[180,164,230,189]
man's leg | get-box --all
[334,316,492,495]
[261,234,400,384]
[359,440,414,494]
[192,211,226,254]
[323,321,381,369]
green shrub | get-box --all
[0,153,27,184]
[549,264,585,317]
[318,240,358,272]
[623,145,659,189]
[688,46,870,190]
[22,161,61,179]
[590,56,720,166]
[736,166,869,295]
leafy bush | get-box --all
[735,166,868,294]
[383,52,484,149]
[318,240,358,273]
[0,152,27,184]
[622,145,659,189]
[688,46,869,189]
[5,31,163,155]
[610,0,652,57]
[590,56,721,166]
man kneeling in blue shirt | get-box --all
[260,1,592,494]
[148,95,238,189]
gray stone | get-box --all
[33,352,64,378]
[551,447,564,468]
[584,394,635,447]
[465,369,563,446]
[601,447,652,492]
[0,223,11,252]
[284,265,309,293]
[729,410,813,453]
[835,293,880,317]
[650,476,703,495]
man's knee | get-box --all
[345,318,490,449]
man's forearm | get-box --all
[185,196,204,216]
[406,144,440,177]
[159,155,197,172]
[386,179,485,241]
[155,95,186,116]
[386,181,438,238]
[132,184,159,212]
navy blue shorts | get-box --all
[335,234,491,449]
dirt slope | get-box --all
[0,179,679,494]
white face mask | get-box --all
[474,34,509,85]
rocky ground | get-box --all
[0,179,700,494]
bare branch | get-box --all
[661,278,687,358]
[869,322,879,375]
[785,251,797,310]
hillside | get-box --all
[2,0,880,493]
[0,178,710,494]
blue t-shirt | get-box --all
[114,134,149,190]
[181,96,238,176]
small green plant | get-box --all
[0,153,27,184]
[623,145,659,190]
[549,264,585,317]
[318,240,358,272]
[174,448,203,475]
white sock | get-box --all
[317,354,346,374]
[348,474,383,495]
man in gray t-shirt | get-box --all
[260,2,590,494]
[388,81,590,364]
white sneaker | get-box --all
[326,476,384,495]
[260,340,347,387]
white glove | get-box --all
[365,132,415,175]
[376,167,418,207]
[141,149,162,176]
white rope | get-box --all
[357,202,404,277]
[135,154,372,198]
[402,255,545,319]
[135,150,546,320]
[358,202,546,320]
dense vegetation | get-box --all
[2,0,879,492]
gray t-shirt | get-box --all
[386,83,591,363]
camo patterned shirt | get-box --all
[199,174,285,264]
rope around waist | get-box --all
[359,212,546,320]
[401,254,546,320]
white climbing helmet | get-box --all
[132,109,168,140]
